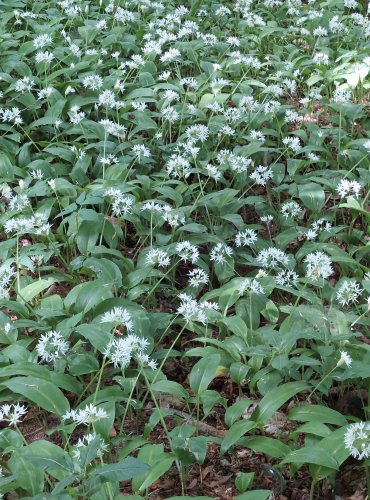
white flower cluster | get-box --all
[104,334,156,370]
[344,422,370,460]
[3,213,51,235]
[187,268,209,288]
[281,201,302,218]
[62,404,108,426]
[210,243,233,264]
[304,219,332,240]
[0,264,15,299]
[336,280,363,306]
[275,269,300,288]
[304,251,333,280]
[104,188,134,217]
[250,165,273,186]
[239,278,265,295]
[235,229,258,247]
[36,330,69,363]
[337,179,361,201]
[257,247,290,269]
[0,107,23,125]
[72,432,109,462]
[337,351,352,368]
[177,293,219,324]
[99,119,126,138]
[146,248,171,267]
[0,403,27,426]
[176,241,199,264]
[100,307,134,331]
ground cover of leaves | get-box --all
[0,0,369,498]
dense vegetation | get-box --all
[0,0,369,498]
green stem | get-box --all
[119,369,142,435]
[309,479,316,500]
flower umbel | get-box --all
[344,422,370,460]
[62,404,108,426]
[304,252,333,280]
[36,330,69,363]
[100,307,134,332]
[0,403,27,426]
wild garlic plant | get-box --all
[0,0,369,497]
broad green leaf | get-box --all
[189,354,221,395]
[91,458,150,482]
[251,382,308,426]
[235,472,254,493]
[151,380,189,400]
[0,152,14,180]
[132,444,168,491]
[296,422,332,438]
[220,420,257,455]
[8,455,43,495]
[310,426,352,481]
[93,402,115,440]
[18,279,56,302]
[76,220,102,254]
[234,492,271,500]
[298,182,325,212]
[225,399,253,427]
[240,436,291,459]
[0,428,24,449]
[1,376,69,416]
[281,446,339,470]
[72,280,114,314]
[68,353,99,375]
[78,435,103,470]
[220,316,248,340]
[0,363,82,394]
[26,455,74,473]
[137,456,174,492]
[83,257,122,289]
[288,404,347,426]
[230,362,250,384]
[76,323,111,352]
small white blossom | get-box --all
[104,334,152,369]
[250,165,273,186]
[166,155,191,179]
[239,278,265,295]
[100,307,134,332]
[235,229,258,247]
[36,330,69,363]
[185,124,210,144]
[62,404,108,426]
[188,268,209,287]
[0,403,27,426]
[176,241,199,264]
[257,247,290,269]
[281,201,302,218]
[82,74,103,90]
[337,179,362,201]
[210,243,233,264]
[275,269,300,288]
[33,34,53,49]
[35,51,54,63]
[146,249,170,267]
[337,351,352,368]
[304,251,333,280]
[177,293,206,325]
[336,281,363,306]
[282,136,302,153]
[344,422,370,460]
[72,432,108,462]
